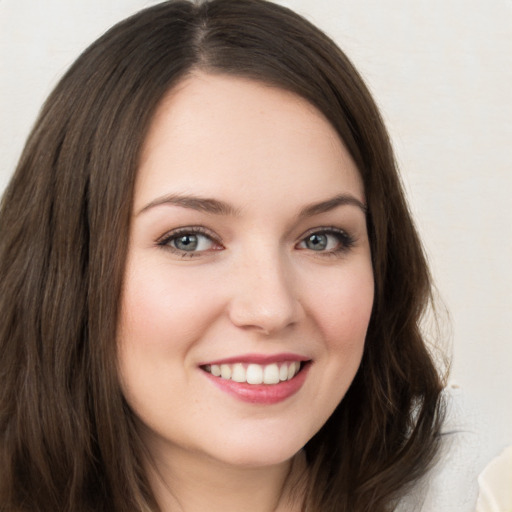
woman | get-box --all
[0,1,445,510]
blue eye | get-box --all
[298,228,354,253]
[304,233,330,251]
[173,234,201,251]
[158,228,219,255]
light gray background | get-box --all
[1,0,511,475]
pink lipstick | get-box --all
[199,354,311,404]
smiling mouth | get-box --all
[201,361,308,385]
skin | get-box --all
[117,72,374,512]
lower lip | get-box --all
[202,364,310,404]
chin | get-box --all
[210,445,301,469]
[198,422,314,469]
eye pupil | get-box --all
[306,233,328,251]
[174,234,198,251]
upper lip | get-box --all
[198,352,310,366]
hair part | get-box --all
[0,1,445,510]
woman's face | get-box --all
[118,73,374,469]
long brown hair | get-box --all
[0,1,445,510]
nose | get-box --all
[227,249,303,335]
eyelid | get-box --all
[156,225,223,256]
[295,226,356,253]
[156,225,214,243]
[155,225,356,257]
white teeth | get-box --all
[204,361,302,385]
[220,364,232,379]
[263,363,280,384]
[246,364,263,384]
[287,361,297,380]
[231,363,246,383]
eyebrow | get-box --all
[137,192,366,217]
[137,194,239,216]
[299,194,367,217]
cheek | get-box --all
[294,263,373,438]
[311,263,374,350]
[116,259,223,419]
[118,258,223,353]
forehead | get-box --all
[135,72,364,212]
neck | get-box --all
[143,443,307,512]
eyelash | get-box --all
[156,225,356,258]
[296,226,356,256]
[157,226,222,258]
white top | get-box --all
[475,445,512,511]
